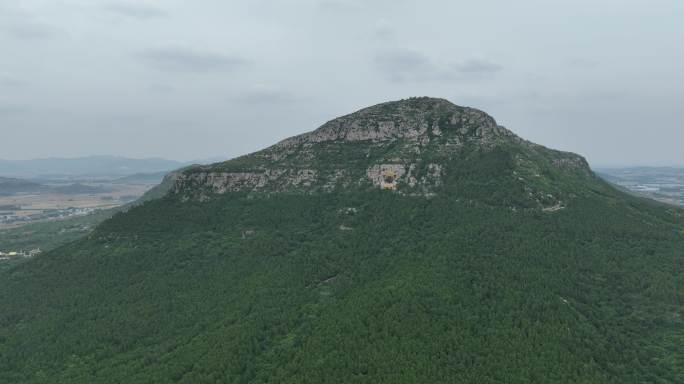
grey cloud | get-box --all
[568,58,600,69]
[452,59,502,75]
[318,0,403,12]
[136,47,247,73]
[233,87,298,105]
[0,74,25,88]
[374,50,501,82]
[373,18,395,40]
[317,0,363,12]
[2,21,61,39]
[148,84,175,94]
[1,0,682,166]
[106,113,150,125]
[104,3,167,19]
[0,104,27,115]
[374,50,436,82]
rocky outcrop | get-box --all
[366,164,407,190]
[272,98,513,147]
[291,169,317,186]
[171,168,318,195]
[552,156,592,176]
[364,162,446,190]
[405,163,444,189]
[172,171,274,194]
[170,97,595,201]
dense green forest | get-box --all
[1,184,683,382]
[0,209,117,253]
[1,99,683,382]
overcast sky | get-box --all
[1,0,683,166]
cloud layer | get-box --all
[104,3,167,19]
[374,50,501,82]
[136,47,247,73]
[1,0,683,166]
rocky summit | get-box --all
[171,97,591,210]
[2,98,684,383]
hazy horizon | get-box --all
[2,151,684,170]
[2,1,683,166]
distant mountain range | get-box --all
[0,177,111,196]
[0,177,47,195]
[0,155,224,178]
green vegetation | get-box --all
[1,99,683,382]
[0,209,119,253]
[1,172,683,383]
[0,257,25,273]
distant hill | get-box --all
[50,183,111,195]
[0,177,48,196]
[0,177,111,196]
[0,156,186,178]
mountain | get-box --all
[0,156,186,178]
[172,97,592,206]
[1,98,683,383]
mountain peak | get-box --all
[298,97,510,144]
[354,96,460,115]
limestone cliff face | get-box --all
[171,169,317,198]
[169,97,594,206]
